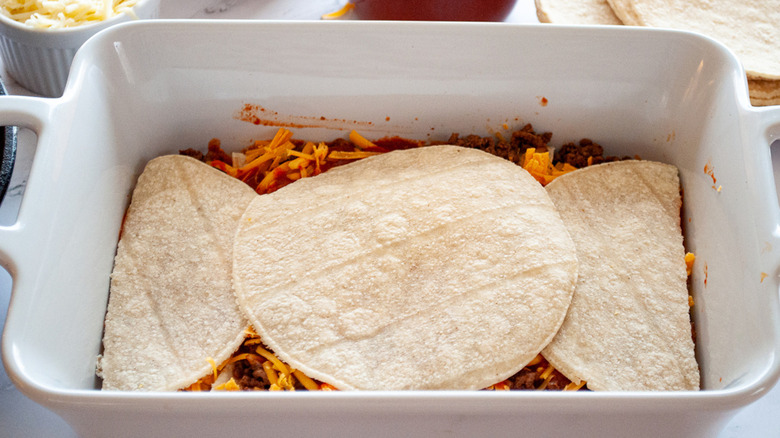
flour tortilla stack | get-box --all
[542,160,699,391]
[535,0,780,105]
[233,145,579,390]
[535,0,622,25]
[606,0,780,81]
[100,155,257,391]
[749,79,780,107]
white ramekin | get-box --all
[0,0,159,97]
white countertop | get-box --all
[1,1,778,437]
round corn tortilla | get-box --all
[535,0,622,25]
[542,160,700,391]
[233,145,578,390]
[100,155,257,391]
[606,0,780,80]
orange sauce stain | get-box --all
[704,263,708,287]
[538,96,548,107]
[236,103,375,129]
[761,272,769,283]
[704,160,719,190]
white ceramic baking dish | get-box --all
[0,20,778,438]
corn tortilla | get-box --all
[233,145,579,390]
[536,0,779,105]
[100,155,257,391]
[535,0,622,25]
[542,160,699,391]
[606,0,780,80]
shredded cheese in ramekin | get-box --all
[0,0,138,29]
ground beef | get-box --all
[555,138,622,168]
[178,148,204,161]
[508,368,539,390]
[205,138,232,164]
[545,370,571,390]
[442,124,553,166]
[232,354,270,390]
[510,124,552,151]
[327,137,354,151]
[444,133,496,150]
[505,365,581,390]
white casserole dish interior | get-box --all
[0,20,779,438]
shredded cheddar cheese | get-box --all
[293,370,320,391]
[328,150,381,160]
[485,381,511,391]
[214,378,240,391]
[321,1,354,20]
[206,357,218,380]
[685,252,695,276]
[348,130,377,149]
[205,128,587,196]
[520,147,578,185]
[0,0,138,28]
[319,382,338,391]
[263,361,278,386]
[207,129,337,195]
[564,381,587,391]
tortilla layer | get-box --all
[607,0,780,80]
[749,79,780,107]
[535,0,622,25]
[100,155,257,391]
[233,145,578,390]
[542,160,699,391]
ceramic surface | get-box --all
[0,20,779,438]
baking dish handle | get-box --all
[0,95,54,274]
[762,106,780,148]
[760,105,780,227]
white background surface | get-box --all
[0,1,778,437]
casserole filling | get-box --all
[172,126,694,392]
